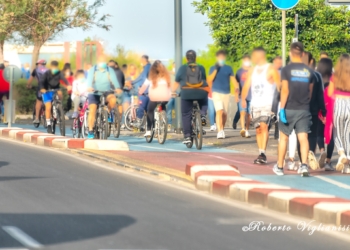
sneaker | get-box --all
[318,151,327,169]
[210,124,217,131]
[47,125,52,134]
[308,151,319,170]
[233,122,237,130]
[33,119,40,124]
[324,162,335,171]
[273,164,284,176]
[201,116,207,126]
[87,131,95,139]
[182,137,192,144]
[217,130,225,139]
[71,111,79,119]
[287,160,298,171]
[245,130,251,138]
[342,164,350,174]
[167,124,172,132]
[240,129,246,138]
[254,153,267,164]
[144,131,152,137]
[298,164,310,177]
[336,154,348,171]
[121,124,126,130]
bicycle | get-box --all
[145,102,168,144]
[185,101,203,150]
[91,91,109,140]
[71,97,88,138]
[48,89,65,136]
[124,95,146,131]
[108,104,121,138]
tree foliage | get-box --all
[17,0,109,69]
[193,0,350,62]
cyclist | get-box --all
[86,55,122,139]
[139,60,171,137]
[172,50,209,144]
[71,70,88,118]
[39,61,70,134]
[27,59,48,124]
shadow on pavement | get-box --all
[0,161,9,168]
[0,213,136,246]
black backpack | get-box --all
[185,63,203,88]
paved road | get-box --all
[0,139,349,249]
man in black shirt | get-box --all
[273,42,315,177]
[108,60,125,89]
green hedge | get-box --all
[14,79,69,114]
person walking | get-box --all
[327,54,350,174]
[273,42,315,176]
[208,50,237,139]
[235,54,251,136]
[241,47,279,164]
[316,58,335,171]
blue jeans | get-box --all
[208,98,216,126]
[166,98,175,125]
[181,98,208,138]
[137,95,149,119]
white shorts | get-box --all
[212,92,230,113]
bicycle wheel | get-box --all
[124,107,134,131]
[57,103,65,136]
[145,119,154,143]
[157,111,167,144]
[52,119,56,134]
[42,112,47,128]
[99,109,109,140]
[81,111,89,138]
[112,107,121,138]
[194,111,203,150]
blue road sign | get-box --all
[272,0,299,10]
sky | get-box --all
[58,0,213,60]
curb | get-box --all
[0,127,129,151]
[186,162,350,227]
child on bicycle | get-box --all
[71,70,88,118]
[139,60,171,137]
[39,61,70,134]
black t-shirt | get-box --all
[281,63,315,111]
[31,69,36,78]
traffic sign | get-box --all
[3,65,22,83]
[272,0,300,10]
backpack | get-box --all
[36,65,48,82]
[92,66,114,90]
[185,63,203,88]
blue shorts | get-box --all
[238,99,251,113]
[88,91,115,105]
[123,91,131,104]
[42,91,55,104]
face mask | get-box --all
[218,60,225,66]
[51,69,59,74]
[98,62,107,69]
[243,61,251,67]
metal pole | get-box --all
[282,10,286,67]
[174,0,183,133]
[294,14,298,39]
[8,67,13,127]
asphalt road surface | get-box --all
[0,139,349,250]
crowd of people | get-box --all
[17,43,350,176]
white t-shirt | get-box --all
[71,79,88,101]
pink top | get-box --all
[139,78,171,102]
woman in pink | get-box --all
[139,60,171,137]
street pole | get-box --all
[174,0,183,134]
[8,67,13,128]
[282,10,286,67]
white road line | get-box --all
[2,226,43,248]
[131,144,189,153]
[315,176,350,189]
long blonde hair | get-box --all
[333,53,350,92]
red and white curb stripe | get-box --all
[186,162,350,226]
[0,127,129,151]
